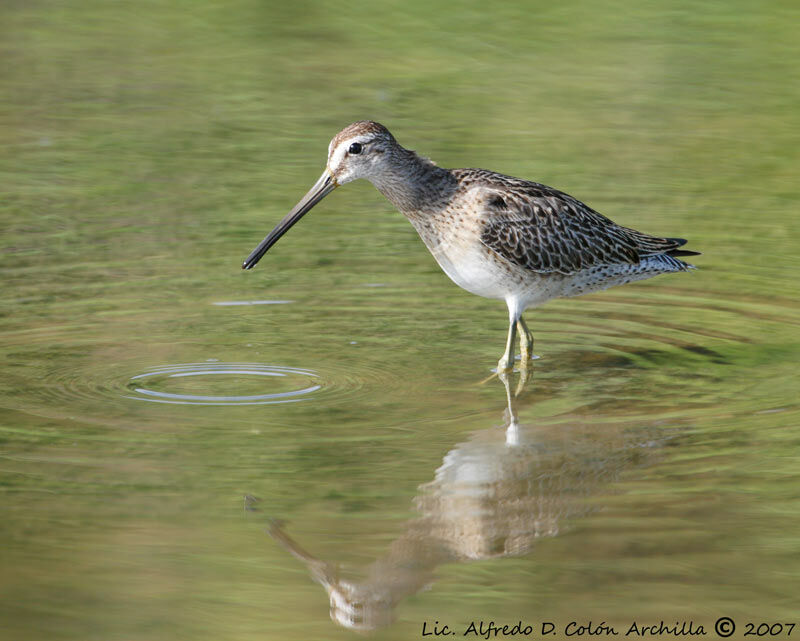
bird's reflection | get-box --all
[264,371,662,631]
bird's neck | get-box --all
[368,148,457,218]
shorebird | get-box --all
[243,121,699,372]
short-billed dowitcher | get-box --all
[243,121,699,371]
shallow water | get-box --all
[2,1,800,639]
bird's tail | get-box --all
[664,237,702,258]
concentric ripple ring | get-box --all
[125,363,322,406]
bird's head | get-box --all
[242,120,396,270]
[325,120,397,185]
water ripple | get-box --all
[125,363,321,405]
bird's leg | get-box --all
[517,316,534,364]
[497,316,518,373]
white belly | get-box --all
[409,216,565,310]
[430,244,510,300]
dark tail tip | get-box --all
[665,237,700,257]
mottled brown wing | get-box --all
[462,170,684,275]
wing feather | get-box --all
[454,169,689,275]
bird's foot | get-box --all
[496,355,514,374]
[478,356,514,386]
[488,358,532,397]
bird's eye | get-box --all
[348,142,363,155]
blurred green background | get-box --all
[2,1,799,639]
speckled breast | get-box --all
[406,213,531,302]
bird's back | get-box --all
[449,168,698,277]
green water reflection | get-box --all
[2,0,800,639]
[264,374,667,632]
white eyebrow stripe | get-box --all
[328,136,371,172]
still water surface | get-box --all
[2,1,800,639]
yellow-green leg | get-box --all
[517,316,534,364]
[497,316,517,373]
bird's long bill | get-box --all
[242,170,336,270]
